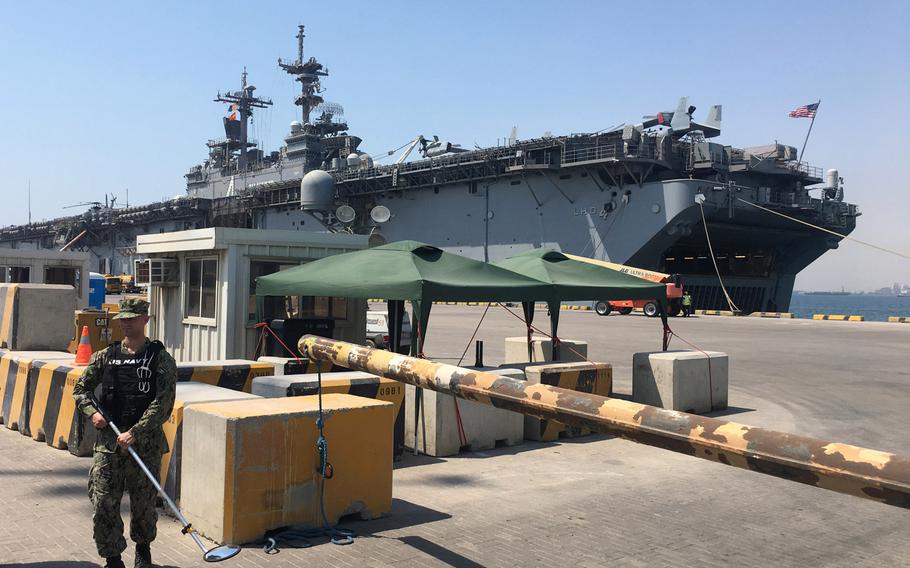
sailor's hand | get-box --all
[90,412,108,430]
[116,431,135,449]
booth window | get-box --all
[249,261,296,322]
[45,266,82,297]
[186,258,217,319]
[0,266,30,283]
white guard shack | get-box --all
[136,228,369,362]
[0,248,90,300]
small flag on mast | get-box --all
[789,102,819,118]
[228,103,237,121]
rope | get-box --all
[663,328,715,410]
[260,367,355,554]
[697,202,740,313]
[451,302,493,448]
[737,197,910,261]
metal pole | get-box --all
[796,100,820,168]
[103,419,211,554]
[300,335,910,509]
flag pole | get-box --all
[796,99,820,169]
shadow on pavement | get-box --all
[393,452,446,470]
[397,535,485,568]
[705,406,756,418]
[5,563,100,568]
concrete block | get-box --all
[256,356,337,375]
[252,372,405,459]
[176,359,275,392]
[405,367,524,457]
[0,284,77,351]
[0,351,75,429]
[503,336,588,364]
[181,395,393,545]
[521,361,612,441]
[632,350,728,413]
[161,382,261,503]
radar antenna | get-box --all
[278,25,328,125]
[213,67,273,171]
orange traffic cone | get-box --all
[75,325,92,365]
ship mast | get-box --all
[213,67,273,171]
[278,25,327,125]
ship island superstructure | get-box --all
[0,25,859,314]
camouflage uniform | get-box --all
[72,299,177,560]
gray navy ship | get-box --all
[0,25,859,314]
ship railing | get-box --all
[786,161,823,179]
[562,142,659,164]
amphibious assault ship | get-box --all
[0,26,859,313]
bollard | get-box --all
[300,335,910,509]
[474,340,484,368]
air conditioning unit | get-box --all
[134,258,178,287]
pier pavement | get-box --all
[1,307,907,567]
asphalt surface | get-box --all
[1,307,908,567]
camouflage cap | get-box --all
[113,298,150,319]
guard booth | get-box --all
[135,228,369,363]
[0,248,90,300]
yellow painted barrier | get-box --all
[254,373,405,459]
[748,312,795,319]
[176,359,275,393]
[813,314,865,321]
[161,383,260,504]
[522,362,612,442]
[1,351,75,430]
[697,310,735,316]
[181,395,393,545]
[888,316,910,323]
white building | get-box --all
[0,248,90,300]
[136,228,369,362]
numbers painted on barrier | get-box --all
[379,386,401,396]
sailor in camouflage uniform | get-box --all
[73,298,177,568]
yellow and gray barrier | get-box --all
[252,372,405,459]
[748,312,795,319]
[813,314,865,321]
[696,310,736,316]
[161,383,261,504]
[888,316,910,324]
[180,395,394,544]
[1,351,75,429]
[521,362,612,441]
[176,359,275,393]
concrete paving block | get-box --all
[181,395,393,545]
[161,382,261,503]
[632,350,728,413]
[503,336,588,364]
[521,361,612,441]
[252,372,405,459]
[0,284,76,351]
[176,359,275,392]
[405,367,525,457]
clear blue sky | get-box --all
[1,1,908,291]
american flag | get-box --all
[789,102,819,118]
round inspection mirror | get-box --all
[204,545,242,562]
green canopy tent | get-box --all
[492,248,669,359]
[254,240,552,356]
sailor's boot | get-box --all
[104,555,126,568]
[134,543,153,568]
